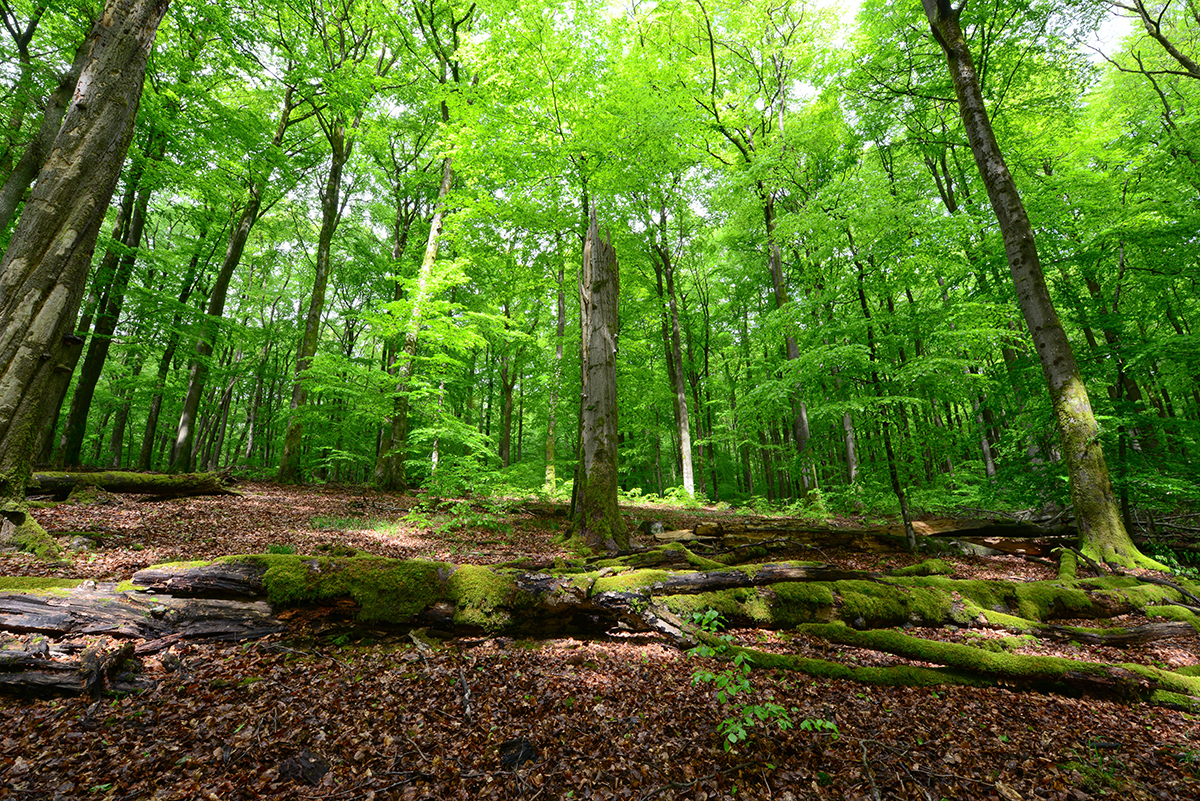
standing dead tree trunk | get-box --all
[0,0,170,544]
[572,212,627,553]
[922,0,1155,567]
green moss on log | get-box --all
[0,576,81,593]
[446,565,518,630]
[226,555,451,623]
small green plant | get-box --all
[687,610,837,750]
[266,543,296,555]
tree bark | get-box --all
[573,212,626,553]
[0,0,170,538]
[0,38,89,237]
[921,0,1150,566]
[278,119,352,483]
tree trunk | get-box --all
[278,120,352,483]
[26,469,237,499]
[59,150,157,467]
[544,237,567,491]
[573,212,626,553]
[651,231,694,497]
[373,156,454,491]
[0,38,89,237]
[174,90,296,472]
[0,0,169,540]
[921,0,1151,566]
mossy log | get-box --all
[686,517,1074,555]
[26,470,238,500]
[5,547,1199,704]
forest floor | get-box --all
[2,482,1199,800]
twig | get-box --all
[272,644,351,670]
[861,742,882,801]
[457,659,473,720]
[637,761,756,800]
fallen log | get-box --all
[27,470,238,500]
[1032,622,1196,647]
[0,584,283,642]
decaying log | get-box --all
[647,563,880,595]
[1032,622,1195,647]
[0,583,284,697]
[685,517,1075,554]
[0,586,283,643]
[27,470,239,500]
[131,561,266,598]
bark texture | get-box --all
[0,0,170,529]
[573,213,627,553]
[921,0,1147,565]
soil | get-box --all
[2,482,1198,800]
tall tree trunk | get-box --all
[173,90,296,472]
[572,212,626,553]
[855,250,916,552]
[373,156,454,491]
[922,0,1150,566]
[544,237,566,492]
[277,119,351,483]
[761,198,814,496]
[139,238,204,469]
[0,0,169,540]
[651,232,694,497]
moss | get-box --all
[592,569,671,594]
[664,589,773,626]
[1014,582,1093,620]
[7,515,61,559]
[1144,605,1200,631]
[961,632,1039,653]
[0,576,81,593]
[802,623,1200,703]
[1058,550,1077,580]
[146,559,212,571]
[891,559,955,577]
[114,580,139,593]
[446,565,517,630]
[692,630,988,689]
[226,554,451,624]
[835,580,953,627]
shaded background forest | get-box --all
[4,0,1198,522]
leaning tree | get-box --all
[920,0,1159,567]
[0,0,170,545]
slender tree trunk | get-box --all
[651,234,694,497]
[0,39,89,237]
[373,156,454,491]
[278,119,352,483]
[922,0,1149,565]
[855,250,916,551]
[174,91,295,472]
[0,0,169,539]
[59,150,157,466]
[544,238,566,491]
[140,240,204,469]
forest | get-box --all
[1,0,1200,798]
[0,0,1194,523]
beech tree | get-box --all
[0,0,169,538]
[920,0,1157,566]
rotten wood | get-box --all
[27,470,239,500]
